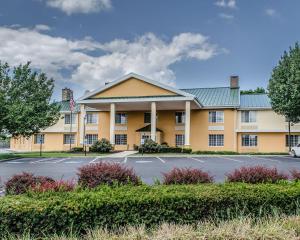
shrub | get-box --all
[5,172,55,195]
[139,139,162,153]
[290,169,300,181]
[226,166,288,183]
[71,147,83,152]
[2,184,300,236]
[163,168,213,184]
[78,162,140,188]
[90,138,113,153]
[192,150,239,155]
[31,180,75,193]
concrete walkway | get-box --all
[107,151,138,158]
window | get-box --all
[64,113,76,124]
[86,113,98,124]
[175,134,185,146]
[286,135,300,147]
[34,134,45,144]
[175,112,185,124]
[144,112,151,124]
[115,134,127,145]
[242,135,258,147]
[241,111,256,123]
[115,113,127,124]
[209,111,224,123]
[63,134,75,144]
[85,134,98,145]
[209,134,224,146]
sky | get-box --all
[0,0,299,100]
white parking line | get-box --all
[89,156,102,164]
[6,161,24,164]
[217,156,243,163]
[252,156,280,163]
[54,157,71,163]
[124,157,128,163]
[189,157,205,163]
[156,157,166,163]
[30,158,54,164]
[136,160,153,163]
[64,161,83,164]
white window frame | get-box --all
[175,112,185,124]
[115,134,127,145]
[242,134,258,147]
[34,134,45,144]
[286,135,300,147]
[209,111,224,123]
[241,111,256,123]
[115,113,128,125]
[209,134,224,147]
[175,134,185,146]
[85,134,98,145]
[63,134,75,144]
[86,113,98,124]
[64,113,76,124]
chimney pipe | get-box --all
[230,76,239,89]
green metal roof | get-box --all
[240,94,271,109]
[56,101,80,112]
[136,124,163,132]
[181,87,240,107]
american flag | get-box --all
[69,95,75,112]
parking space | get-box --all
[0,155,299,184]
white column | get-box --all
[110,103,115,144]
[185,101,191,146]
[151,102,156,141]
[80,104,86,145]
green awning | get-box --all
[136,124,163,132]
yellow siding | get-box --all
[91,78,177,98]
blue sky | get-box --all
[0,0,299,100]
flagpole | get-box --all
[69,109,72,151]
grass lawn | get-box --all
[0,151,109,161]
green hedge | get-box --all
[1,183,300,236]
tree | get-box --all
[268,42,300,151]
[0,62,61,137]
[240,87,266,94]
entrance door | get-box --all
[140,133,150,144]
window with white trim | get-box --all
[209,111,224,123]
[209,134,224,146]
[63,134,75,144]
[115,134,127,145]
[175,134,185,146]
[86,113,98,124]
[241,111,256,123]
[64,113,76,124]
[85,134,98,145]
[175,112,185,124]
[34,134,45,144]
[242,134,258,147]
[286,135,300,147]
[115,113,128,124]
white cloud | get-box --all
[215,0,236,9]
[219,13,234,20]
[0,26,223,90]
[265,8,277,17]
[34,24,51,31]
[46,0,112,15]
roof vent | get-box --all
[105,81,111,85]
[230,76,239,89]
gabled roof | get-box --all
[78,73,195,101]
[136,124,163,132]
[181,87,240,108]
[56,101,80,112]
[240,94,271,109]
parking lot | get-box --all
[0,155,300,185]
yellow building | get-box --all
[10,73,300,153]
